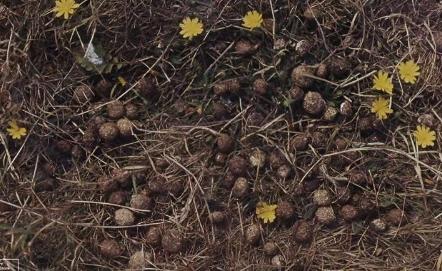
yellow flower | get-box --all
[372,71,393,94]
[6,120,27,140]
[117,76,127,86]
[256,202,277,224]
[371,97,393,120]
[414,125,436,148]
[397,60,420,84]
[179,17,204,40]
[242,10,263,30]
[53,0,80,20]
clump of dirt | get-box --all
[128,250,152,269]
[291,65,315,88]
[114,208,135,226]
[315,206,336,225]
[209,211,226,224]
[303,91,326,115]
[73,85,94,104]
[107,101,125,119]
[99,122,120,141]
[99,240,123,258]
[276,201,295,221]
[293,220,313,243]
[232,177,249,198]
[253,78,268,96]
[213,79,240,95]
[161,229,185,253]
[245,224,261,245]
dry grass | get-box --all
[1,0,442,270]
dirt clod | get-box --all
[116,118,133,137]
[217,133,235,153]
[162,229,184,253]
[271,255,284,267]
[97,176,118,193]
[130,194,153,210]
[99,240,123,258]
[73,85,94,104]
[276,201,295,220]
[335,187,352,204]
[291,65,314,88]
[124,103,138,120]
[385,209,407,226]
[295,40,313,57]
[303,91,326,115]
[315,206,336,225]
[310,131,327,148]
[313,189,332,206]
[358,116,375,135]
[107,100,125,119]
[277,165,292,179]
[232,177,249,198]
[212,102,229,120]
[269,149,287,169]
[293,220,313,243]
[253,78,268,95]
[334,138,347,151]
[148,176,166,194]
[108,191,128,205]
[249,149,266,168]
[137,77,159,100]
[99,122,119,141]
[263,241,278,256]
[235,40,258,55]
[417,114,436,128]
[95,79,112,98]
[213,79,240,95]
[316,63,329,78]
[370,218,388,232]
[340,205,359,221]
[111,168,131,187]
[145,227,162,246]
[209,211,226,224]
[245,224,261,245]
[228,156,248,176]
[291,134,309,151]
[115,208,135,226]
[339,101,353,117]
[329,58,351,79]
[289,86,305,102]
[322,106,338,121]
[129,250,152,269]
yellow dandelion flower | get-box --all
[397,60,420,84]
[371,97,393,120]
[372,71,394,94]
[6,120,27,140]
[256,202,277,224]
[53,0,80,20]
[117,76,127,86]
[179,17,204,40]
[414,125,436,148]
[242,10,263,30]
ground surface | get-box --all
[1,0,442,270]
